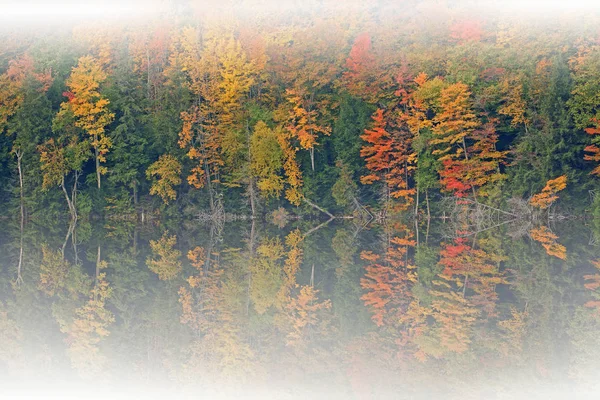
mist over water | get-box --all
[1,217,600,399]
[3,1,600,398]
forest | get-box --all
[1,1,600,222]
[4,2,600,398]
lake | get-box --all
[1,216,599,399]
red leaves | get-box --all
[449,19,483,44]
[343,32,375,97]
[439,159,472,198]
[62,91,75,102]
[360,108,416,207]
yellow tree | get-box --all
[146,154,182,204]
[147,232,182,280]
[250,121,284,200]
[175,27,256,211]
[179,246,255,380]
[59,263,114,378]
[285,87,331,171]
[58,55,114,189]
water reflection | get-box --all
[1,217,600,398]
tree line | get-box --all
[1,0,600,221]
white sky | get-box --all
[0,0,599,23]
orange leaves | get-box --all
[360,108,416,207]
[146,154,182,204]
[422,80,506,197]
[281,285,332,347]
[584,119,600,176]
[529,226,567,260]
[584,260,600,313]
[529,175,567,209]
[360,230,417,327]
[343,32,376,98]
[188,246,207,271]
[0,54,52,130]
[178,107,223,189]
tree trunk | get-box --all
[16,150,24,223]
[426,190,430,220]
[415,187,419,217]
[133,180,138,206]
[310,147,315,171]
[15,210,24,286]
[95,245,101,301]
[94,135,101,189]
[246,120,257,218]
[61,176,76,221]
[204,159,215,214]
[303,197,334,218]
[462,136,478,201]
[425,190,431,244]
[72,170,79,216]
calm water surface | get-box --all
[1,217,600,399]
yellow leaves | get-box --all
[38,138,67,190]
[60,270,114,378]
[251,238,285,314]
[498,77,528,128]
[251,121,285,199]
[38,245,70,296]
[529,175,567,209]
[146,154,182,204]
[280,285,332,347]
[529,226,567,260]
[187,165,207,189]
[285,87,331,151]
[277,130,303,205]
[432,82,478,150]
[188,246,207,271]
[146,231,182,280]
[58,55,114,187]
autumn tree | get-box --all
[360,234,418,327]
[146,154,182,204]
[360,108,416,209]
[250,121,284,200]
[342,32,376,99]
[431,82,479,194]
[147,231,182,280]
[284,87,332,171]
[568,47,600,175]
[176,27,256,213]
[58,55,114,190]
[59,263,114,378]
[529,226,567,260]
[179,245,255,379]
[529,175,567,210]
[38,135,90,220]
[0,54,52,218]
